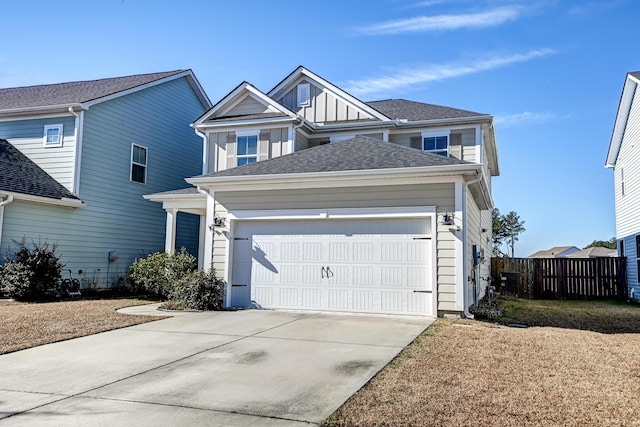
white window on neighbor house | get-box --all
[297,83,311,107]
[236,133,258,166]
[422,132,449,156]
[43,124,63,147]
[131,144,148,184]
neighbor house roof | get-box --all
[0,139,79,201]
[0,70,209,112]
[565,247,617,258]
[197,135,474,178]
[366,99,486,121]
[529,246,581,258]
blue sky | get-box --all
[1,0,635,256]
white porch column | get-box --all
[198,214,206,269]
[202,192,216,272]
[164,209,177,253]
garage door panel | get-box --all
[235,219,433,316]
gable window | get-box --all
[43,124,63,147]
[297,83,311,107]
[237,134,258,166]
[423,134,449,156]
[131,144,147,184]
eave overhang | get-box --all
[606,73,640,168]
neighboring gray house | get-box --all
[607,71,640,299]
[0,70,211,285]
[565,247,617,258]
[528,246,581,258]
[147,66,499,317]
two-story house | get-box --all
[148,66,499,317]
[607,71,640,299]
[0,70,211,285]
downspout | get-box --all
[462,171,484,319]
[0,195,15,251]
[292,116,306,153]
[68,107,84,196]
[195,129,209,174]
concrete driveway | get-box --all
[0,306,433,426]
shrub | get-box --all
[129,248,224,310]
[469,295,504,321]
[0,239,64,300]
[129,248,196,298]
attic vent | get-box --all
[297,83,311,107]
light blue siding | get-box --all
[0,116,77,191]
[0,76,207,285]
[620,233,639,300]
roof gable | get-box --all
[0,139,79,201]
[194,82,296,126]
[197,135,473,178]
[268,66,390,123]
[0,70,211,113]
[607,71,640,168]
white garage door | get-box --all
[230,218,433,316]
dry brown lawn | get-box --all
[325,299,640,427]
[0,299,164,355]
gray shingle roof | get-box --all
[0,70,186,111]
[630,71,640,80]
[0,139,79,200]
[201,135,471,178]
[366,99,486,121]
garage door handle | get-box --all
[232,284,248,287]
[413,290,432,293]
[413,237,432,240]
[321,266,326,278]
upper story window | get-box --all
[237,134,258,166]
[131,144,148,184]
[422,133,449,157]
[297,83,311,107]
[43,124,63,147]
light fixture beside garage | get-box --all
[208,215,225,230]
[440,212,461,232]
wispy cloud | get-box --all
[356,5,525,35]
[344,48,556,96]
[568,1,619,16]
[494,111,558,128]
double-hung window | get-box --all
[422,132,449,156]
[131,144,148,184]
[43,124,63,147]
[237,134,258,166]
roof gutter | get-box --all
[0,103,85,116]
[0,191,84,208]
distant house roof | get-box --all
[366,99,487,121]
[0,139,80,201]
[0,70,210,112]
[528,246,581,258]
[566,247,617,258]
[197,135,475,178]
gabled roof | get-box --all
[606,71,640,168]
[366,99,487,121]
[0,139,80,202]
[565,247,617,258]
[193,81,297,127]
[528,246,580,258]
[0,70,211,113]
[196,135,473,178]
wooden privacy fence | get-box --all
[491,257,627,300]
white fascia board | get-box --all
[606,75,638,168]
[397,115,493,128]
[268,67,390,122]
[0,104,84,119]
[144,191,205,202]
[195,116,297,132]
[0,191,84,208]
[83,70,196,108]
[187,164,481,192]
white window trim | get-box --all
[130,143,148,184]
[297,83,311,107]
[43,124,63,147]
[236,131,258,165]
[421,130,450,157]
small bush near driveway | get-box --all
[129,248,223,311]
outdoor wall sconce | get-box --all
[440,212,454,225]
[209,215,225,230]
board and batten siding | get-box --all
[226,96,273,116]
[615,84,640,293]
[0,116,77,191]
[0,76,207,283]
[212,183,458,312]
[277,81,374,123]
